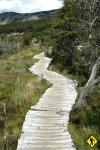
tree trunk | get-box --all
[78,56,100,105]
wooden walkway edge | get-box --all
[16,52,77,150]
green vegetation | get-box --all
[51,63,100,150]
[0,18,53,46]
[0,19,49,34]
[0,10,54,150]
[0,0,100,149]
[48,0,100,149]
[0,18,54,56]
[0,47,49,150]
[50,0,100,78]
[69,84,100,150]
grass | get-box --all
[69,85,100,150]
[51,63,100,150]
[68,124,100,150]
[0,48,99,150]
[0,47,49,150]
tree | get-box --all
[50,0,100,107]
[51,0,80,68]
[78,56,100,105]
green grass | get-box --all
[69,84,100,150]
[68,124,100,150]
[51,63,100,150]
[0,47,49,150]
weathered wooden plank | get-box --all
[16,52,77,150]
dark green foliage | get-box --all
[0,19,50,34]
[52,32,79,66]
[22,32,33,46]
[50,0,81,71]
[0,120,5,130]
[49,1,100,149]
[51,0,100,79]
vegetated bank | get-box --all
[0,46,49,150]
[0,10,56,149]
[0,16,52,149]
[0,1,100,149]
[47,0,100,150]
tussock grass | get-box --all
[0,47,48,150]
[69,84,100,150]
[68,124,100,150]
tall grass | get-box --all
[0,47,48,150]
[69,84,100,150]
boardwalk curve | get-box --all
[17,52,77,150]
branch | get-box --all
[86,56,100,86]
[77,56,100,105]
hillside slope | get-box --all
[0,10,56,25]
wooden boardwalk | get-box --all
[17,52,77,150]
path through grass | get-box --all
[0,48,49,150]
